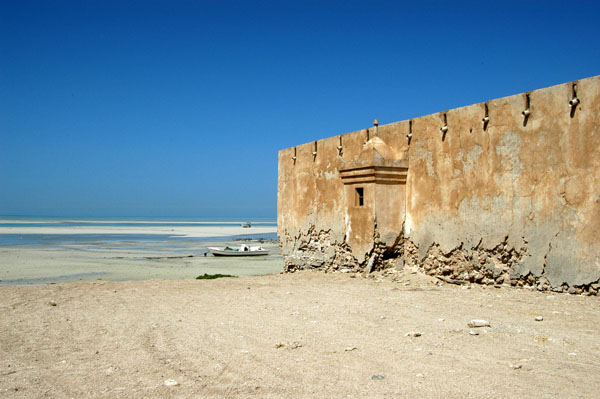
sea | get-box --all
[0,216,281,285]
[0,216,278,248]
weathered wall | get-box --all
[278,75,600,294]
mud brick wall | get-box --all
[277,75,600,294]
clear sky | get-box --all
[1,0,599,219]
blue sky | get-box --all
[1,0,599,218]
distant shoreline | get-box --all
[0,217,276,225]
[0,219,277,239]
[0,215,276,220]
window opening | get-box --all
[355,187,364,207]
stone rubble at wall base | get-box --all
[282,228,599,296]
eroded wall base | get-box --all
[282,227,600,295]
[282,228,360,273]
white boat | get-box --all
[241,222,251,228]
[208,244,269,256]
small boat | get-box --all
[208,244,269,256]
[241,222,252,228]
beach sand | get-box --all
[1,270,599,398]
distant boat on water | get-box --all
[241,222,251,228]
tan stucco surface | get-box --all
[278,76,600,293]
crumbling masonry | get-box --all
[277,75,600,295]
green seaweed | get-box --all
[195,273,236,280]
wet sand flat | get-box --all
[0,221,281,285]
[0,223,276,238]
[0,241,282,285]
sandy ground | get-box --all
[1,270,599,398]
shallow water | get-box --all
[0,232,278,247]
[0,218,282,285]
